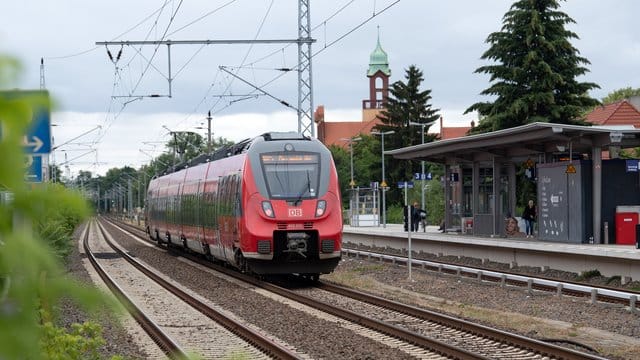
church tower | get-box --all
[363,31,391,121]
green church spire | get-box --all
[367,28,391,77]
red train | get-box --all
[145,132,343,278]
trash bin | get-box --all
[615,206,640,245]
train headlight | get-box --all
[262,201,275,218]
[315,200,326,217]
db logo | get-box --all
[288,208,303,217]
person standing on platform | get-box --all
[522,199,537,238]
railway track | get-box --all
[105,217,608,359]
[85,219,300,359]
[341,247,640,309]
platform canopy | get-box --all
[385,122,640,243]
[385,122,640,163]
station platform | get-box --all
[342,223,640,281]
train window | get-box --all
[260,152,320,200]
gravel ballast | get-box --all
[61,222,640,359]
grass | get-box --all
[576,269,602,281]
[605,275,621,285]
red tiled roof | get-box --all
[586,100,640,126]
[321,119,382,147]
[441,127,470,140]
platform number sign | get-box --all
[414,172,432,180]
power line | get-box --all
[45,0,175,60]
[166,0,238,37]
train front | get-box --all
[241,133,342,276]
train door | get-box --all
[217,174,241,264]
[170,183,183,246]
[196,180,204,244]
[232,173,242,248]
[202,180,219,255]
[214,175,229,261]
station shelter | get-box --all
[386,122,640,244]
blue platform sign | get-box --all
[25,155,43,182]
[0,90,51,154]
[626,159,639,172]
[398,181,414,189]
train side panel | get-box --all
[181,164,208,253]
[201,154,246,264]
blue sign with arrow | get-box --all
[1,90,51,154]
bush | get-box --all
[40,317,107,360]
[0,74,116,359]
[386,204,405,223]
[577,269,602,281]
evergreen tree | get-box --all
[466,0,599,133]
[374,65,439,204]
[329,135,384,208]
[601,87,640,104]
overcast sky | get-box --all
[2,0,639,177]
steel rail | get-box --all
[103,217,485,359]
[95,219,301,360]
[317,281,607,360]
[105,217,610,359]
[343,248,640,308]
[83,221,189,359]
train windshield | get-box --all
[260,152,320,200]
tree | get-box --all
[601,87,640,104]
[374,65,439,204]
[166,131,205,164]
[466,0,600,133]
[329,135,383,208]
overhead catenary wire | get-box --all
[45,0,175,60]
[127,0,185,97]
[156,0,402,163]
[133,0,277,167]
[207,0,401,117]
[84,1,402,175]
[166,0,238,38]
[93,0,185,152]
[244,0,357,67]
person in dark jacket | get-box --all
[412,202,426,232]
[522,199,537,238]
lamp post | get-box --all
[195,111,213,152]
[371,130,395,228]
[408,121,434,213]
[340,137,362,188]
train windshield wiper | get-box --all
[293,171,311,206]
